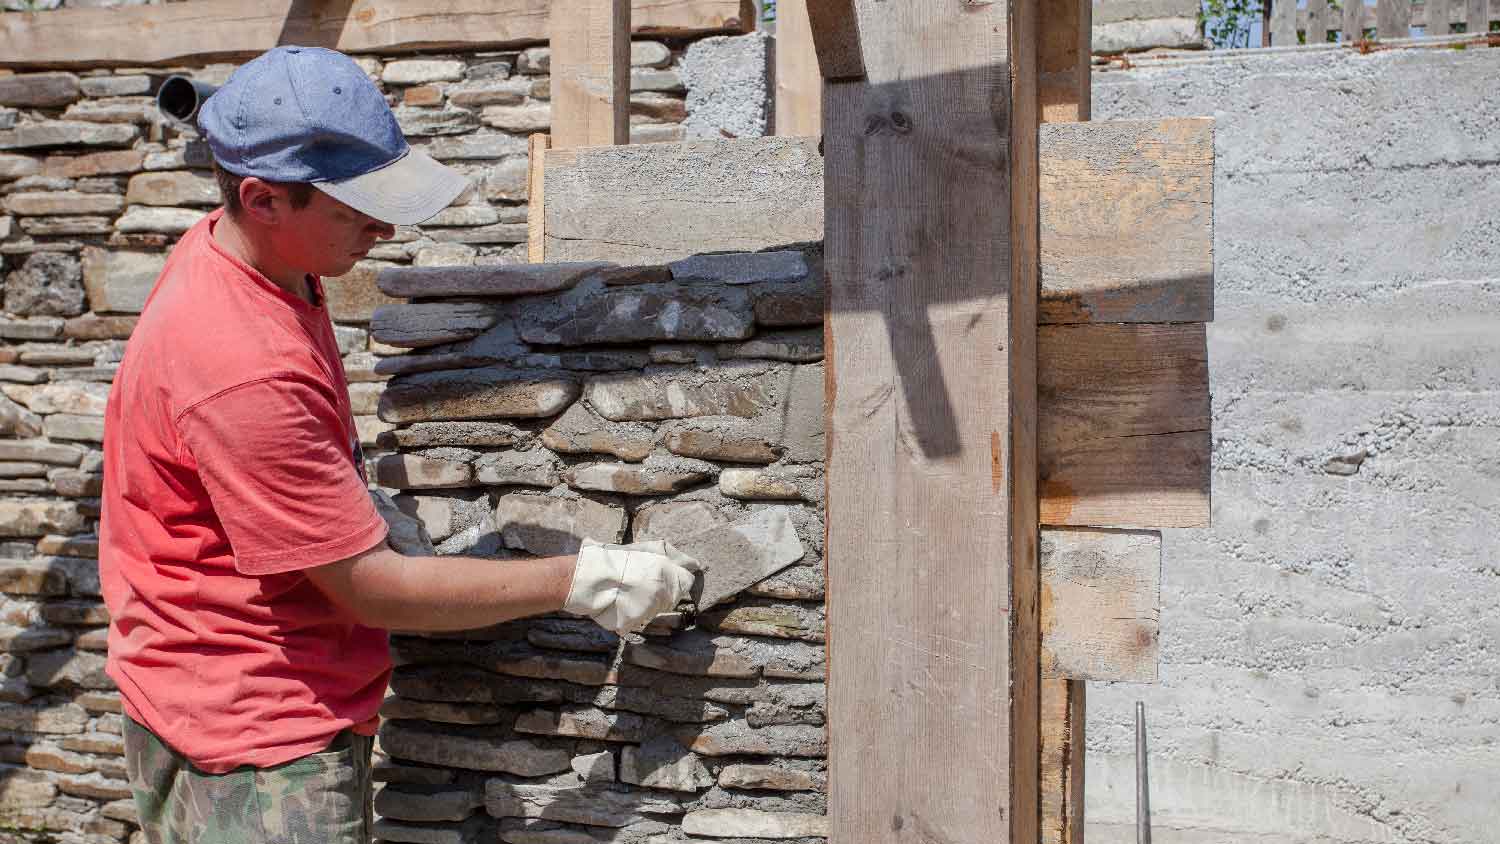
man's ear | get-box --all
[238,177,284,225]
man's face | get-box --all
[275,189,396,278]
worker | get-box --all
[98,46,699,843]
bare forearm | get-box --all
[308,545,575,632]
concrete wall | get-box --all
[1089,45,1500,844]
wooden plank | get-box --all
[1041,528,1161,682]
[1378,0,1414,36]
[1039,0,1091,123]
[1344,0,1370,39]
[803,0,864,79]
[1039,323,1211,529]
[1305,0,1498,31]
[542,137,824,263]
[1271,0,1299,44]
[773,0,823,137]
[1424,0,1452,32]
[0,0,753,69]
[1040,678,1086,844]
[527,134,550,263]
[550,0,630,148]
[1039,118,1214,325]
[824,2,1020,842]
[1467,0,1489,30]
[1307,0,1332,42]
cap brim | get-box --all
[312,148,468,226]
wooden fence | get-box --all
[1271,0,1498,45]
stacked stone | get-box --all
[368,253,828,844]
[0,34,767,844]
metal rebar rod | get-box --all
[1136,701,1152,844]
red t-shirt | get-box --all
[100,209,391,773]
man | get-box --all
[99,46,698,844]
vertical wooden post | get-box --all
[1377,0,1413,37]
[549,0,630,148]
[822,1,1037,841]
[1037,0,1088,840]
[1307,0,1330,42]
[526,133,550,263]
[773,0,822,136]
[1466,0,1488,31]
[1425,0,1451,33]
[1271,0,1299,44]
[1344,0,1367,40]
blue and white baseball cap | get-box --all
[199,46,467,226]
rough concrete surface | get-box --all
[1090,46,1500,843]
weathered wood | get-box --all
[543,137,824,263]
[1039,323,1211,529]
[1424,0,1452,32]
[1468,0,1490,30]
[1344,0,1370,39]
[1039,117,1213,325]
[825,2,1020,842]
[803,0,864,80]
[0,0,752,69]
[550,0,630,148]
[1306,0,1332,42]
[1040,678,1085,844]
[1039,0,1091,123]
[527,134,550,263]
[1271,0,1299,44]
[1041,528,1161,682]
[1378,0,1414,36]
[1308,0,1498,32]
[773,0,823,137]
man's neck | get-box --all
[212,211,314,304]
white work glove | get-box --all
[370,490,435,556]
[564,539,700,634]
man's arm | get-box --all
[304,541,576,632]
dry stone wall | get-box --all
[0,34,773,844]
[367,254,829,844]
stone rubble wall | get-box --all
[0,34,773,844]
[365,253,828,844]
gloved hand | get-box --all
[370,490,435,556]
[564,539,700,634]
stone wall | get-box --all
[0,34,772,844]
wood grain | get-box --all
[1271,0,1299,44]
[1040,677,1085,844]
[1039,117,1214,325]
[1345,0,1369,39]
[0,0,752,68]
[1306,0,1331,42]
[550,0,630,148]
[803,0,864,80]
[526,133,550,263]
[824,2,1017,841]
[1039,0,1091,123]
[773,0,823,137]
[1468,0,1490,31]
[1378,0,1414,35]
[1424,0,1451,32]
[1040,527,1162,682]
[1039,323,1211,528]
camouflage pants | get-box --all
[124,718,374,844]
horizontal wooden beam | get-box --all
[1300,0,1498,34]
[1040,527,1161,682]
[1039,323,1211,528]
[803,0,865,80]
[0,0,753,69]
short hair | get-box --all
[213,162,316,217]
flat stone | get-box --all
[0,701,89,733]
[480,103,551,133]
[379,368,580,424]
[681,809,829,839]
[49,468,103,497]
[380,421,527,449]
[517,350,649,372]
[516,47,551,73]
[571,750,614,783]
[62,314,136,342]
[631,68,685,94]
[680,721,825,758]
[44,413,107,442]
[632,41,673,68]
[114,205,205,234]
[484,782,683,828]
[81,248,163,314]
[481,157,530,201]
[414,242,478,267]
[373,816,488,844]
[27,648,109,689]
[383,60,467,85]
[622,632,758,679]
[61,731,125,756]
[23,742,94,774]
[0,366,44,385]
[0,122,140,150]
[375,784,483,824]
[701,601,825,643]
[428,222,530,245]
[719,328,823,362]
[0,396,44,440]
[594,266,674,287]
[0,440,84,465]
[630,501,727,544]
[584,364,781,422]
[447,79,529,108]
[381,722,571,777]
[719,468,806,501]
[424,204,501,227]
[374,759,457,786]
[4,252,85,317]
[374,452,476,490]
[4,192,123,216]
[619,735,713,793]
[370,302,503,349]
[520,286,753,345]
[0,317,64,341]
[378,263,612,298]
[473,449,561,488]
[540,402,654,463]
[62,97,155,123]
[47,149,147,179]
[0,73,81,108]
[41,599,107,626]
[717,764,819,791]
[124,170,219,206]
[3,381,110,415]
[664,419,780,464]
[389,665,565,706]
[0,462,46,478]
[0,154,41,180]
[0,626,71,652]
[0,764,58,808]
[0,501,85,538]
[494,493,626,556]
[564,455,714,495]
[380,696,504,725]
[80,76,153,98]
[670,251,808,285]
[746,565,825,602]
[403,85,445,107]
[426,134,530,161]
[19,216,113,236]
[512,707,647,743]
[323,259,402,324]
[393,107,480,137]
[76,691,121,714]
